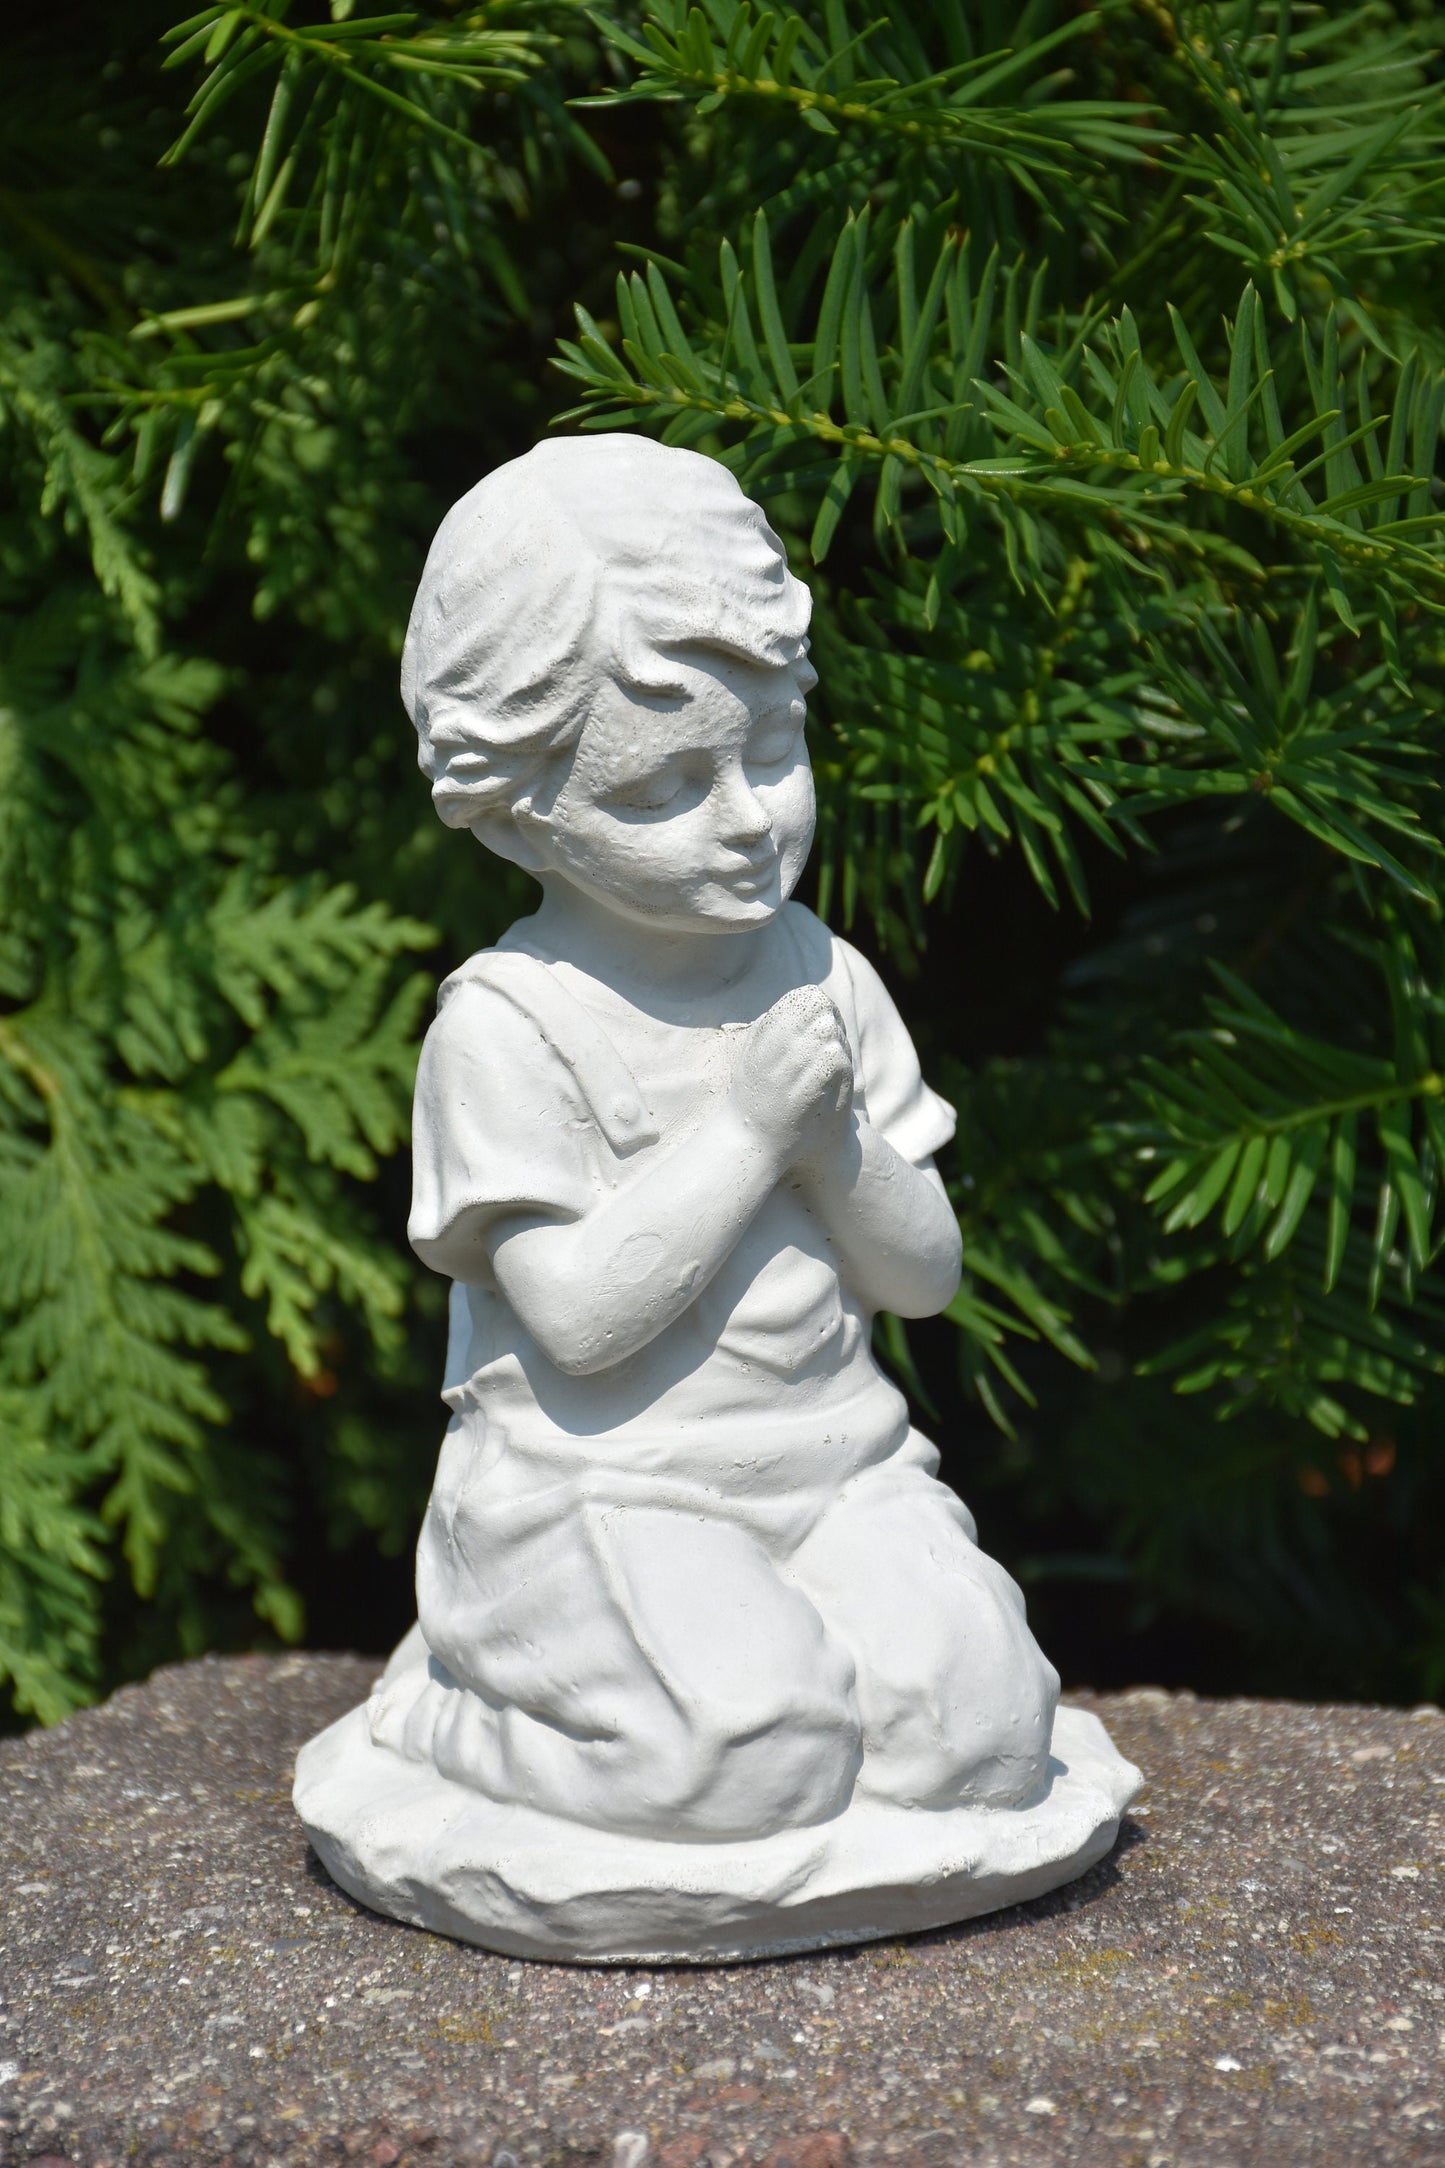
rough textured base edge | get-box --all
[293,1702,1143,1964]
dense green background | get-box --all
[3,0,1444,1726]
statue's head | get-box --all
[401,435,817,934]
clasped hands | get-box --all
[728,985,860,1179]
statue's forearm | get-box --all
[488,1101,784,1374]
[796,1118,962,1319]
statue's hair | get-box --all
[401,434,812,832]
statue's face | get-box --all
[540,642,818,935]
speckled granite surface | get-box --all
[1,1653,1441,2167]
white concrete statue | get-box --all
[294,435,1141,1961]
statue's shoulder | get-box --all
[416,947,547,1071]
[778,906,924,1090]
[778,901,876,1010]
[434,940,551,1017]
[777,899,846,980]
[414,949,569,1102]
[428,939,655,1157]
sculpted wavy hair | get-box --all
[401,434,813,837]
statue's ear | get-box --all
[470,797,552,874]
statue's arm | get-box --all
[794,1118,962,1320]
[777,932,961,1318]
[486,983,857,1376]
[487,1101,783,1376]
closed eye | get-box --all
[747,719,805,768]
[599,761,693,815]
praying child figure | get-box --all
[294,435,1140,1961]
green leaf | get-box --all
[1324,1113,1358,1294]
[810,454,860,561]
[1264,1123,1327,1259]
[750,211,799,403]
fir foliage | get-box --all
[549,0,1445,1693]
[4,0,1445,1713]
[0,423,434,1717]
[0,0,570,1719]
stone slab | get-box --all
[1,1654,1441,2168]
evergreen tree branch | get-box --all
[578,0,1163,177]
[554,229,1445,613]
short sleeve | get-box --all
[834,937,956,1166]
[408,979,595,1285]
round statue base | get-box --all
[294,1702,1142,1964]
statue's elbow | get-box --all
[532,1317,622,1378]
[940,1220,964,1308]
[901,1222,964,1319]
[497,1266,617,1377]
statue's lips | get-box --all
[716,858,776,892]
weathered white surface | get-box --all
[296,1690,1139,1964]
[295,435,1141,1958]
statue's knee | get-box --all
[850,1552,1060,1810]
[634,1673,862,1839]
[945,1638,1059,1806]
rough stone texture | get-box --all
[1,1656,1441,2168]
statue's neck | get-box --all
[522,882,766,1015]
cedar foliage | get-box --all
[3,0,1444,1719]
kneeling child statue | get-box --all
[294,434,1140,1962]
